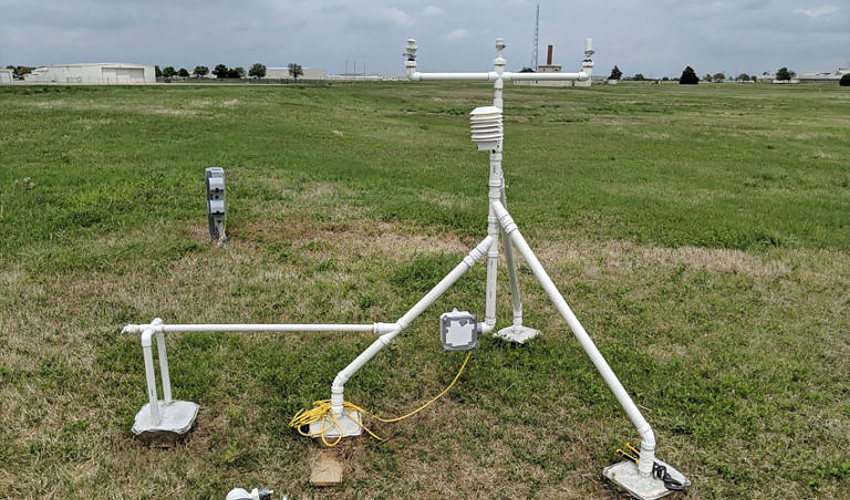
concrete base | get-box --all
[132,400,199,444]
[603,459,690,500]
[308,409,363,440]
[494,325,540,344]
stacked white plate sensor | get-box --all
[470,106,503,151]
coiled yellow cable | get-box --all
[289,351,472,446]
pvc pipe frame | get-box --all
[491,200,656,477]
[407,71,589,82]
[128,236,494,425]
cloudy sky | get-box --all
[1,0,847,77]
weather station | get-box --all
[121,36,689,500]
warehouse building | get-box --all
[24,63,155,84]
[798,67,849,83]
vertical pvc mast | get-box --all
[485,38,508,331]
[492,200,656,477]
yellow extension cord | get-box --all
[289,351,472,447]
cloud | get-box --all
[444,28,469,40]
[347,6,412,30]
[422,5,445,16]
[382,7,413,27]
[793,5,840,19]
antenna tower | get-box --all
[530,4,539,71]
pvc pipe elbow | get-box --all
[479,321,495,334]
[638,426,656,477]
[141,329,154,348]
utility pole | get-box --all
[530,4,539,71]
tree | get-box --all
[6,65,34,77]
[248,63,267,78]
[226,67,245,79]
[703,73,713,82]
[751,75,758,82]
[155,65,162,78]
[178,68,190,78]
[288,62,304,80]
[212,64,229,79]
[608,65,623,81]
[633,73,645,81]
[713,72,726,82]
[840,74,850,87]
[193,65,209,78]
[736,73,750,82]
[679,66,699,85]
[162,66,176,78]
[776,67,796,81]
[518,67,535,73]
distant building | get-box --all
[327,73,383,82]
[264,67,327,80]
[24,63,155,84]
[515,41,594,87]
[798,67,850,83]
[0,69,12,85]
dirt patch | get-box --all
[532,238,794,279]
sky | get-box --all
[1,0,848,78]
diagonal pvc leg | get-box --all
[491,200,658,476]
[324,235,493,435]
[493,201,690,497]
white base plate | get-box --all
[603,459,690,500]
[308,409,363,440]
[494,325,540,344]
[132,400,199,443]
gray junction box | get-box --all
[440,308,479,351]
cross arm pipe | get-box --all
[491,200,656,477]
[407,71,588,82]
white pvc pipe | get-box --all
[395,235,493,332]
[330,235,493,416]
[123,323,376,334]
[410,72,491,81]
[508,71,588,81]
[152,318,172,404]
[500,185,524,327]
[484,149,502,330]
[141,328,160,426]
[491,200,656,477]
[408,71,588,83]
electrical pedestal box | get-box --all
[440,309,479,351]
[205,167,226,242]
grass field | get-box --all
[1,81,849,499]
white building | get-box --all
[264,67,327,81]
[24,63,155,84]
[0,69,12,85]
[798,67,850,83]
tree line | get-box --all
[606,65,802,84]
[155,63,304,80]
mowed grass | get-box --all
[1,81,849,499]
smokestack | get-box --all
[546,45,553,65]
